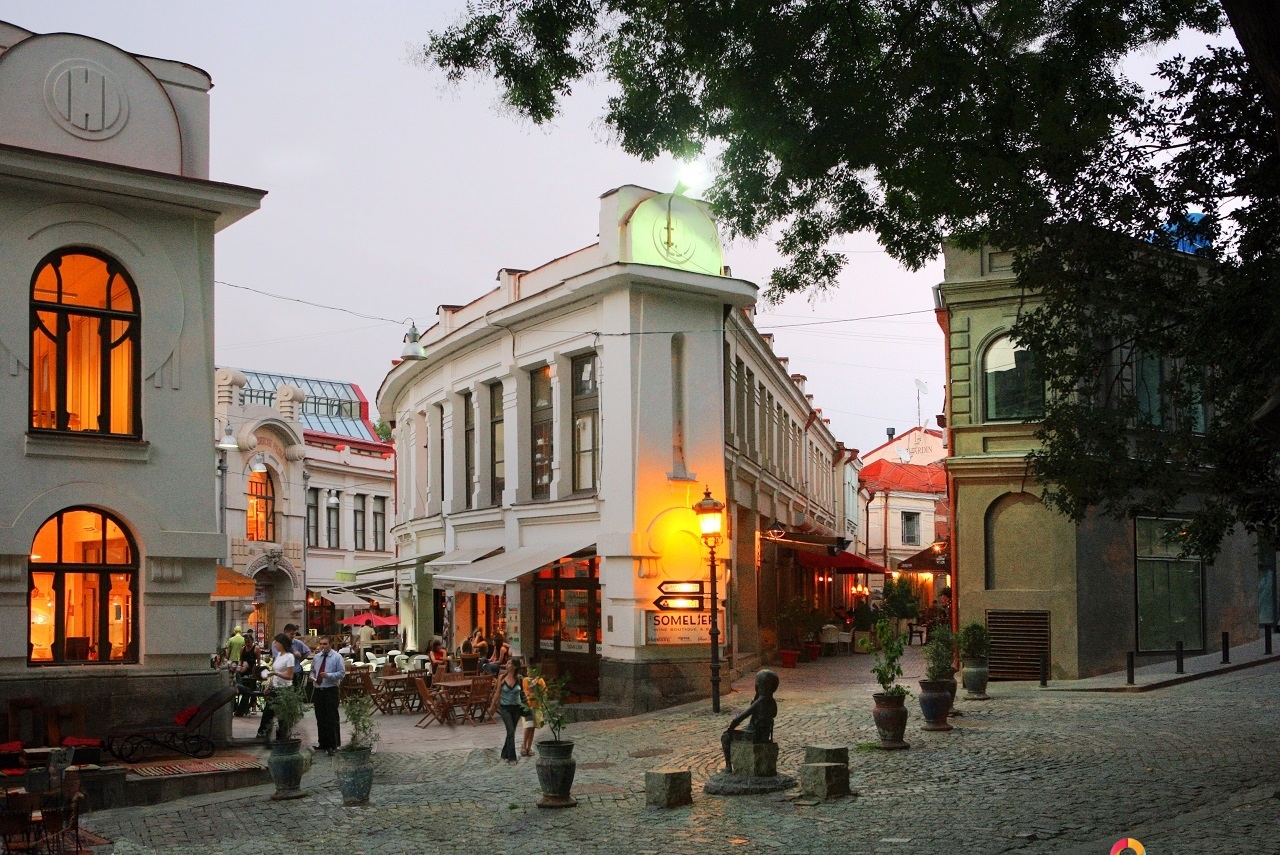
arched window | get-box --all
[247,470,276,542]
[983,335,1044,421]
[30,249,141,437]
[29,507,138,665]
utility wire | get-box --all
[216,280,412,326]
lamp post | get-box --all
[216,424,238,564]
[693,487,726,713]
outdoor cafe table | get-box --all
[432,679,472,723]
[379,674,414,713]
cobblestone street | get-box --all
[86,653,1280,855]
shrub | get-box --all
[958,622,991,659]
[870,618,908,697]
[922,626,955,681]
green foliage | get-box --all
[521,667,570,743]
[879,577,920,621]
[851,600,874,632]
[776,596,813,648]
[922,626,956,682]
[958,623,991,660]
[265,684,310,740]
[418,1,1280,557]
[340,694,380,751]
[373,419,393,442]
[870,618,907,697]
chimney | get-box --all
[886,427,896,441]
[791,374,807,394]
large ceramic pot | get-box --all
[961,657,991,700]
[871,693,910,750]
[334,746,374,806]
[535,740,578,808]
[267,739,308,800]
[779,649,800,668]
[943,672,959,716]
[917,680,954,732]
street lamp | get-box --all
[216,425,239,564]
[692,486,725,713]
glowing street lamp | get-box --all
[692,486,725,713]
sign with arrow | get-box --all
[653,580,705,611]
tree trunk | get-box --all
[1221,0,1280,151]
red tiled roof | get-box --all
[859,459,947,494]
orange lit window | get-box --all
[30,249,141,437]
[28,507,137,665]
[246,471,276,542]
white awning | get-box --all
[433,542,595,595]
[332,555,421,584]
[426,546,504,567]
[321,591,391,608]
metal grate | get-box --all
[987,609,1050,680]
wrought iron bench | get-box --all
[104,687,235,762]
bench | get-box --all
[104,687,235,762]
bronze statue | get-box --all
[721,669,779,773]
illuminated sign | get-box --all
[645,610,725,646]
[653,580,706,611]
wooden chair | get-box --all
[413,678,453,728]
[907,622,926,646]
[0,808,42,855]
[7,698,44,746]
[459,653,480,675]
[338,672,364,702]
[357,672,394,715]
[462,675,495,725]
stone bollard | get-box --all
[800,762,850,799]
[645,768,692,808]
[730,741,778,777]
[803,744,849,766]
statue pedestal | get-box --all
[731,741,778,777]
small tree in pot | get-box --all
[335,695,380,805]
[918,628,955,732]
[958,622,991,700]
[522,668,576,808]
[870,618,910,749]
[776,597,811,667]
[264,684,311,800]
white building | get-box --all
[379,186,852,714]
[0,21,262,733]
[212,368,395,648]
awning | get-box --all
[212,566,255,601]
[320,591,392,609]
[433,542,594,595]
[426,546,504,567]
[796,550,890,574]
[897,543,950,573]
[333,555,421,584]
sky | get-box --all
[4,3,1226,456]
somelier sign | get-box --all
[645,610,724,645]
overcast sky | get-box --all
[7,3,1225,456]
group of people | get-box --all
[461,628,512,675]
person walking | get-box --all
[497,658,526,764]
[283,624,311,692]
[309,636,345,755]
[225,625,246,663]
[256,633,296,741]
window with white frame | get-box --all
[901,511,921,547]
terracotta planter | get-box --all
[535,740,578,808]
[804,643,823,661]
[334,746,374,805]
[871,692,910,750]
[267,738,308,800]
[962,657,990,700]
[918,680,953,732]
[779,649,800,668]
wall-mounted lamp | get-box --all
[250,454,268,474]
[327,490,341,506]
[401,323,426,360]
[216,424,239,452]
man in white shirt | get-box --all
[309,636,346,755]
[355,620,375,659]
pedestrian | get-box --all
[309,636,345,755]
[256,633,296,741]
[519,661,536,757]
[355,619,375,661]
[233,636,260,717]
[283,624,311,691]
[225,625,246,663]
[497,658,526,764]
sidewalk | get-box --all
[1040,636,1280,692]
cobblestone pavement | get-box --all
[86,652,1280,855]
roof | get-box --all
[861,426,945,460]
[230,367,381,443]
[859,459,947,494]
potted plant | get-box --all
[958,622,991,700]
[918,628,954,732]
[334,694,380,805]
[880,577,921,634]
[522,667,576,808]
[776,597,810,667]
[802,608,825,661]
[264,684,311,800]
[870,618,910,749]
[929,625,959,714]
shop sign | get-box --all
[645,609,724,646]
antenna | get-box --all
[913,379,929,427]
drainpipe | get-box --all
[883,489,891,569]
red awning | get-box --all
[795,550,889,574]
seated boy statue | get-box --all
[721,669,780,774]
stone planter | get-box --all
[961,657,990,700]
[917,680,953,732]
[334,746,374,806]
[267,738,308,800]
[871,693,909,750]
[943,673,958,716]
[804,643,823,661]
[535,740,578,808]
[779,649,800,668]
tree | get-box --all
[419,2,1279,556]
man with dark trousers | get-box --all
[309,636,345,755]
